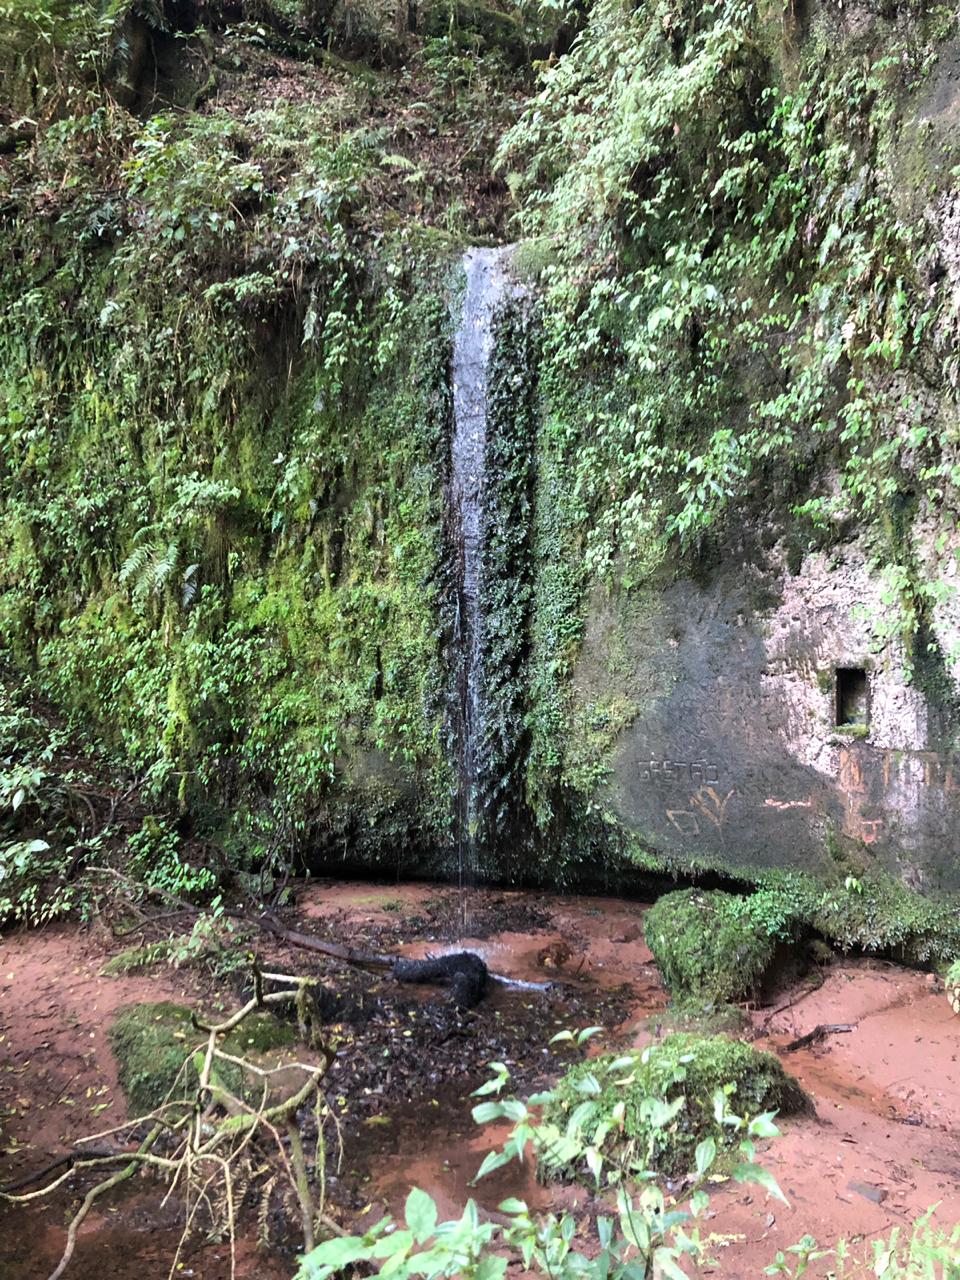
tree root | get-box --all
[783,1022,856,1052]
[1,970,336,1280]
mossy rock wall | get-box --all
[515,0,960,890]
[3,0,960,891]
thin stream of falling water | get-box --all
[450,246,515,933]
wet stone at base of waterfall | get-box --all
[392,951,489,1008]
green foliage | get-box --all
[744,869,960,966]
[101,937,178,974]
[0,688,80,924]
[511,0,960,815]
[643,889,788,1007]
[102,909,251,976]
[0,86,460,870]
[766,1209,960,1278]
[641,871,960,996]
[127,816,217,898]
[297,1043,790,1280]
[542,1034,808,1179]
[3,0,960,890]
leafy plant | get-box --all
[643,889,790,1007]
[127,816,217,899]
[539,1033,809,1179]
[297,1045,790,1280]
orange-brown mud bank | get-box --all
[1,881,958,1278]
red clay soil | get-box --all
[1,883,959,1279]
[0,926,291,1280]
[707,963,960,1277]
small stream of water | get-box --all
[450,246,515,919]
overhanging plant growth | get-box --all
[508,0,960,825]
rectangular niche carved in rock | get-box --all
[836,667,869,727]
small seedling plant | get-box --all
[296,1027,787,1280]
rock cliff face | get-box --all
[511,0,960,889]
[1,0,959,890]
[592,527,960,890]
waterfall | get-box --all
[450,245,516,895]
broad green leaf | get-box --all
[405,1188,437,1243]
[497,1198,528,1215]
[472,1101,505,1125]
[733,1163,788,1205]
[476,1257,507,1280]
[472,1148,511,1181]
[370,1229,413,1258]
[566,1099,598,1133]
[499,1099,528,1122]
[653,1246,694,1280]
[608,1056,639,1072]
[574,1072,601,1096]
[695,1137,716,1177]
[472,1077,505,1097]
[298,1234,372,1274]
[748,1111,781,1139]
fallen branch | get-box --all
[0,1146,118,1195]
[2,970,336,1280]
[49,1123,165,1280]
[784,1023,857,1052]
[89,867,555,996]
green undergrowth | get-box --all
[748,868,960,967]
[109,1001,296,1114]
[0,91,461,868]
[102,940,177,975]
[542,1034,810,1180]
[641,870,960,1007]
[2,0,960,889]
[0,0,555,882]
[100,907,252,977]
[512,0,960,819]
[643,889,783,1007]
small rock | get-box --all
[847,1180,888,1204]
[537,940,573,969]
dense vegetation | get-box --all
[1,0,959,895]
[4,6,960,1278]
[541,1032,810,1177]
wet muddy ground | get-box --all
[1,881,958,1278]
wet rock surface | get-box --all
[391,951,489,1007]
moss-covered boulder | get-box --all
[109,1001,296,1115]
[643,889,781,1006]
[542,1034,810,1179]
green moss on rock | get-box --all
[543,1034,810,1178]
[101,940,177,975]
[643,889,781,1006]
[109,1001,296,1114]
